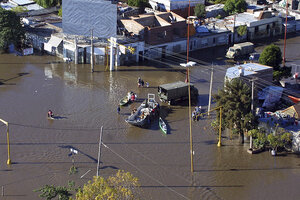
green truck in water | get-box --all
[158,81,198,105]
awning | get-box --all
[47,36,62,47]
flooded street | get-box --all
[0,34,300,200]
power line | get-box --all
[102,142,190,200]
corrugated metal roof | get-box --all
[0,2,17,10]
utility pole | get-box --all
[250,79,256,149]
[96,126,103,177]
[91,29,94,73]
[208,64,214,116]
[217,107,222,147]
[232,14,236,45]
[110,37,115,71]
[283,0,289,66]
[185,0,191,83]
[74,37,78,64]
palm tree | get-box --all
[213,79,254,144]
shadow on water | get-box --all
[100,165,119,170]
[194,166,300,173]
[52,115,68,120]
[140,184,243,188]
[0,72,29,85]
[58,145,98,163]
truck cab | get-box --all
[158,81,198,105]
[226,46,240,59]
[226,42,254,59]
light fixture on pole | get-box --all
[180,61,196,173]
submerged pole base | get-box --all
[7,159,11,165]
[217,141,221,147]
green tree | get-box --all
[128,0,149,9]
[34,185,72,200]
[34,0,61,8]
[11,6,28,13]
[194,4,206,19]
[259,44,291,81]
[214,0,227,4]
[224,0,247,15]
[268,127,292,152]
[58,7,62,17]
[75,170,140,200]
[259,44,282,69]
[213,79,255,144]
[237,25,247,36]
[248,129,267,149]
[0,8,25,53]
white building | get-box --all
[211,9,282,43]
[149,0,205,12]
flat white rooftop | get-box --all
[226,63,272,79]
[10,0,35,6]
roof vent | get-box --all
[238,67,244,76]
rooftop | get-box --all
[226,63,273,79]
[10,0,35,6]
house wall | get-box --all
[172,21,187,37]
[144,31,229,59]
[144,25,174,45]
[247,18,282,40]
[25,32,49,51]
[119,41,145,65]
[149,0,204,11]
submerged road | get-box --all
[0,33,300,200]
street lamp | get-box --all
[180,61,196,173]
[180,61,196,83]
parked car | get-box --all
[249,53,260,62]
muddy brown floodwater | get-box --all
[0,35,300,200]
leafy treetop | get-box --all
[0,8,25,52]
[213,78,255,144]
[224,0,247,15]
[34,0,61,8]
[259,44,291,81]
[128,0,150,9]
[194,3,206,19]
[75,170,141,200]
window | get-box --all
[255,26,258,33]
[213,38,216,44]
[201,39,208,47]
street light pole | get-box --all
[185,0,191,83]
[0,119,11,165]
[188,71,194,173]
[217,107,222,147]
